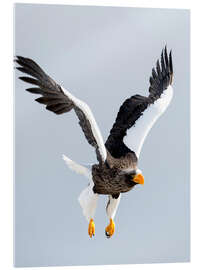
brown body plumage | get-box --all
[92,151,138,196]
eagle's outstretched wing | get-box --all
[105,47,173,159]
[15,56,107,163]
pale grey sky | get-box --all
[14,4,190,267]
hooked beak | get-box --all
[132,174,144,185]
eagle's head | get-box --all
[124,168,144,185]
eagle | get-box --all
[15,46,173,238]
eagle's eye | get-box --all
[125,174,135,181]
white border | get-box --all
[3,0,192,9]
[1,0,202,269]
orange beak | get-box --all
[133,174,144,185]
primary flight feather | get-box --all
[15,47,173,238]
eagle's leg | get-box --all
[78,183,99,238]
[105,194,121,238]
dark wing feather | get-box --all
[105,46,173,158]
[105,95,149,158]
[15,56,106,163]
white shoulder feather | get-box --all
[62,87,107,162]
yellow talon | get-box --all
[105,218,115,238]
[88,218,95,238]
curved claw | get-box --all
[105,218,115,238]
[88,218,95,238]
[105,230,112,238]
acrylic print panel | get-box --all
[14,3,190,267]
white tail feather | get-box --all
[62,154,91,179]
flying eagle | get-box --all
[15,47,173,238]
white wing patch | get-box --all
[61,87,107,162]
[124,85,173,158]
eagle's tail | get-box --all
[62,154,91,180]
